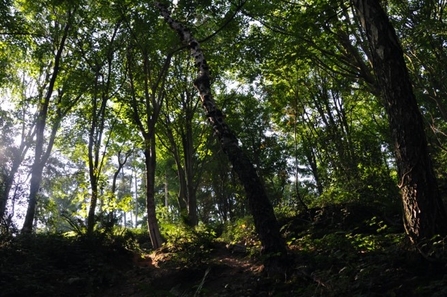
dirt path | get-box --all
[103,243,268,297]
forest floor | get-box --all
[2,203,447,296]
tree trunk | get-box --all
[183,118,198,226]
[145,136,163,249]
[134,165,140,228]
[126,46,167,249]
[162,87,200,227]
[22,164,44,233]
[176,160,189,220]
[0,138,30,220]
[352,0,447,245]
[21,8,74,233]
[155,3,287,262]
[87,180,99,234]
[107,151,130,228]
[86,70,108,235]
[164,123,190,222]
[0,171,15,220]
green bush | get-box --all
[157,220,218,266]
[220,216,261,255]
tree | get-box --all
[121,3,175,248]
[155,2,287,268]
[222,91,290,208]
[76,16,123,234]
[21,2,81,233]
[220,1,397,211]
[263,59,396,206]
[352,0,447,245]
[388,1,447,183]
[0,99,34,222]
[158,54,211,227]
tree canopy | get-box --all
[2,0,447,293]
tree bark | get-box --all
[352,0,447,245]
[144,136,163,249]
[155,2,287,261]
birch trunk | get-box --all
[155,3,287,262]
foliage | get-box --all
[1,2,447,295]
[274,204,299,220]
[3,204,447,296]
[0,0,426,237]
[279,205,431,297]
[158,205,218,266]
[219,216,261,255]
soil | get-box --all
[103,243,272,297]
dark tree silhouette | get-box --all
[352,0,447,247]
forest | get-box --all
[1,0,447,296]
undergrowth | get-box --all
[159,221,218,267]
[219,216,261,256]
[2,203,447,296]
[0,229,139,297]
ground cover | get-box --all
[1,204,446,296]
